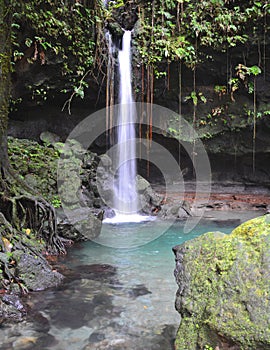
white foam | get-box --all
[103,214,155,224]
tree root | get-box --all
[0,194,66,255]
[0,162,66,254]
[0,159,67,297]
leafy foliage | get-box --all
[135,0,269,73]
[11,0,105,105]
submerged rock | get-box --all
[127,284,151,299]
[173,215,270,350]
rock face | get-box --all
[0,247,64,323]
[173,215,270,350]
[14,252,64,291]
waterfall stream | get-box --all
[113,31,139,218]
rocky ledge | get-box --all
[173,215,270,350]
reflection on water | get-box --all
[0,212,261,350]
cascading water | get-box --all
[114,30,138,217]
[103,28,151,224]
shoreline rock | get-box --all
[173,215,270,350]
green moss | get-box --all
[7,137,60,205]
[175,317,198,350]
[232,214,270,239]
[174,216,270,350]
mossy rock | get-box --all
[173,215,270,350]
[7,137,59,204]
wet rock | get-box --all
[83,338,131,350]
[212,218,241,227]
[99,154,112,168]
[14,252,64,291]
[58,209,102,242]
[89,332,106,343]
[104,207,116,219]
[173,215,270,350]
[177,207,190,218]
[106,20,124,42]
[93,197,103,208]
[29,312,50,333]
[136,175,151,193]
[79,187,95,208]
[74,212,102,240]
[135,175,164,214]
[56,263,119,287]
[96,171,114,207]
[51,299,95,329]
[35,333,56,349]
[0,297,26,323]
[77,264,117,276]
[159,324,177,349]
[158,200,191,219]
[12,336,38,350]
[82,152,99,170]
[77,264,119,286]
[158,204,179,218]
[2,294,25,312]
[128,284,151,299]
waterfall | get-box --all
[114,30,138,216]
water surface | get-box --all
[0,212,261,350]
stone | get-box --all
[159,204,179,219]
[14,252,64,291]
[24,174,38,189]
[106,20,124,38]
[13,336,38,350]
[99,154,112,168]
[52,141,65,152]
[136,175,151,193]
[74,212,102,240]
[2,294,25,312]
[146,188,163,207]
[127,284,152,299]
[31,312,50,333]
[89,332,106,343]
[177,207,189,218]
[0,298,25,322]
[40,131,61,146]
[59,209,102,241]
[173,215,270,350]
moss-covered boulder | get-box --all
[173,215,270,350]
[7,137,60,205]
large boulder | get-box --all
[173,215,270,350]
[57,208,103,242]
[136,175,164,215]
[13,252,64,291]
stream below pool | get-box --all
[0,211,262,350]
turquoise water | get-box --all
[0,212,260,350]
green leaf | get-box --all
[74,86,84,99]
[248,65,261,76]
[25,38,33,47]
